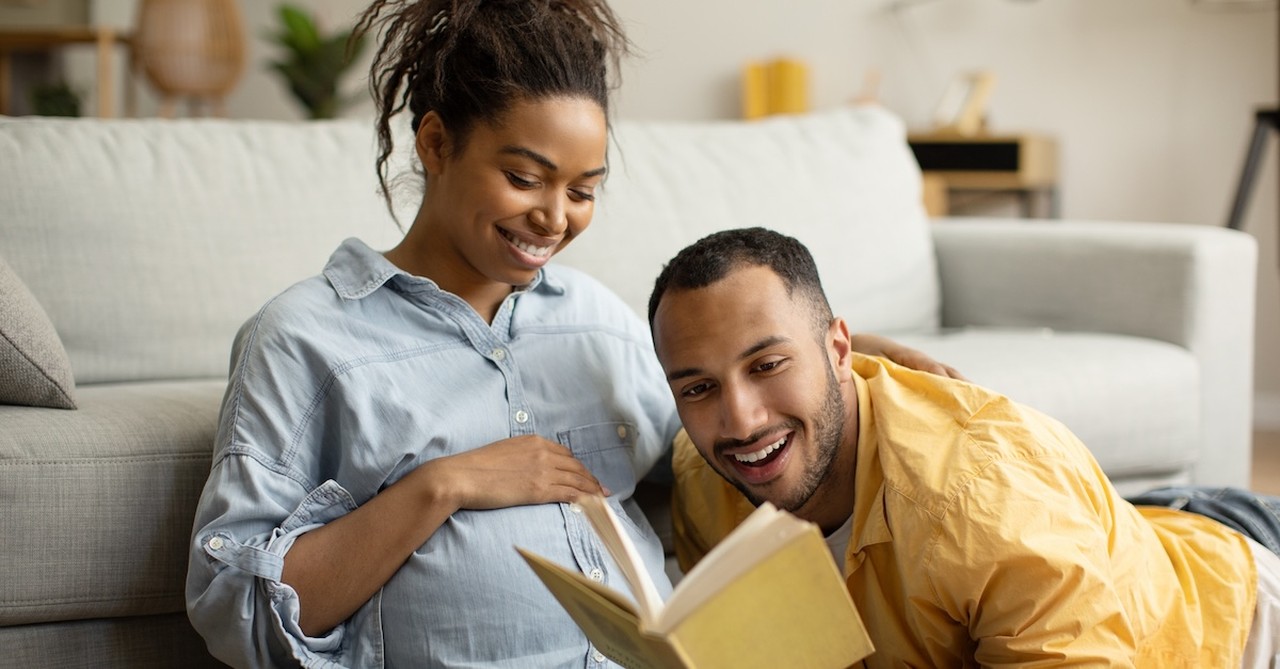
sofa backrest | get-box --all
[0,118,405,385]
[0,106,937,386]
[557,105,940,334]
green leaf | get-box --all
[263,3,366,119]
[279,4,320,54]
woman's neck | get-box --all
[384,233,513,325]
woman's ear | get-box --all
[415,111,448,175]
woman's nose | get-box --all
[529,194,567,236]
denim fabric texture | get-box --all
[186,239,681,669]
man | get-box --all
[647,227,1280,666]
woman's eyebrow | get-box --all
[500,145,607,178]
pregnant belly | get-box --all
[379,504,590,668]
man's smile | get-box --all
[720,430,795,485]
[733,434,788,465]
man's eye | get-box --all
[505,172,536,188]
[756,360,781,373]
[682,382,711,398]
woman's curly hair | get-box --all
[352,0,630,217]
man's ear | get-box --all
[828,317,853,375]
[415,111,449,175]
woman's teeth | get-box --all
[735,436,787,464]
[502,230,554,258]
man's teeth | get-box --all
[503,230,554,258]
[734,436,787,464]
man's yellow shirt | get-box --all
[673,353,1256,667]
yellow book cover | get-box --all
[517,497,873,669]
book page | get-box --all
[577,495,666,627]
[517,547,641,617]
[656,502,811,634]
[518,547,694,669]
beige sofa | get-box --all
[0,106,1257,667]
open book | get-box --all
[517,496,873,669]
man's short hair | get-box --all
[647,227,834,334]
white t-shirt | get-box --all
[824,514,854,568]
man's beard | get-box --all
[729,362,846,513]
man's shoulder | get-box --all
[858,354,1095,512]
[852,352,1003,423]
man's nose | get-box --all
[718,381,767,443]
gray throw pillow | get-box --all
[0,256,77,409]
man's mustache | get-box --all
[714,418,802,454]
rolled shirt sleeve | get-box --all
[186,455,362,668]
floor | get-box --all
[1251,430,1280,494]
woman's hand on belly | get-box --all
[282,436,603,637]
[421,434,609,510]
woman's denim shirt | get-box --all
[186,238,679,668]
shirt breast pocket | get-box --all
[557,421,638,499]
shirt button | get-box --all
[616,425,627,439]
[589,568,604,582]
[207,537,224,551]
[491,348,506,361]
[514,410,529,424]
[592,650,606,663]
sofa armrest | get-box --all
[930,218,1258,487]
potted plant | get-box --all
[30,81,81,117]
[263,4,367,119]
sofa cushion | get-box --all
[897,329,1200,496]
[0,118,406,385]
[0,380,225,626]
[556,105,939,333]
[0,254,77,409]
[0,613,224,669]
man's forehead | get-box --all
[655,270,799,357]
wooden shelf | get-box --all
[0,25,132,117]
[908,132,1060,217]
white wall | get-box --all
[69,0,1280,425]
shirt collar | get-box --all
[847,356,894,556]
[322,237,567,300]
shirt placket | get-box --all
[563,500,617,668]
[483,293,616,669]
